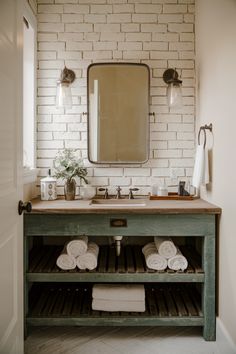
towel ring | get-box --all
[198,123,213,148]
[198,127,207,148]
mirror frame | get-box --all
[87,62,150,164]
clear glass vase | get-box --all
[64,179,76,200]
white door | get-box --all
[0,0,24,353]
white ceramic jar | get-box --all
[40,169,57,201]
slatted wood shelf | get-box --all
[26,245,204,283]
[27,283,203,327]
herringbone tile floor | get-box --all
[25,326,222,354]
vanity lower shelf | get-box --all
[27,283,203,327]
[26,245,204,283]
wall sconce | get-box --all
[163,68,182,109]
[56,67,76,109]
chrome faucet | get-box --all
[98,187,109,199]
[116,186,122,199]
[129,188,139,199]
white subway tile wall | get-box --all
[37,0,195,195]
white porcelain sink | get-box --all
[90,198,147,207]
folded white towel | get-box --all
[192,144,209,189]
[142,242,167,271]
[92,299,145,312]
[66,236,88,258]
[154,236,177,259]
[167,247,188,271]
[76,242,99,270]
[56,246,76,270]
[92,284,145,301]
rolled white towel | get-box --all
[142,242,167,271]
[154,236,177,259]
[92,299,145,312]
[66,235,88,258]
[92,284,145,301]
[76,242,99,270]
[167,247,188,271]
[56,246,76,270]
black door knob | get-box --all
[18,200,32,215]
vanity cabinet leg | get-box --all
[202,232,216,341]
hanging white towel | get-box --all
[203,148,209,185]
[192,144,209,189]
[92,284,145,301]
[76,242,99,270]
[56,246,76,270]
[66,236,88,258]
[142,242,167,270]
[154,236,177,259]
[92,299,145,312]
[167,247,188,271]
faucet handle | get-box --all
[129,188,139,199]
[98,187,109,199]
[116,186,122,199]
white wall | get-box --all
[196,0,236,346]
[36,0,196,196]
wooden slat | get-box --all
[180,286,198,316]
[165,288,178,317]
[107,247,116,273]
[71,288,83,316]
[52,247,63,273]
[116,247,126,273]
[30,285,51,316]
[189,287,202,316]
[97,246,107,273]
[171,287,188,316]
[47,246,62,272]
[125,245,135,273]
[40,287,59,316]
[80,287,91,316]
[28,284,202,320]
[146,288,158,316]
[155,286,168,316]
[28,247,45,272]
[28,245,203,276]
[133,245,145,273]
[52,287,67,315]
[34,247,56,273]
[182,246,203,273]
[61,288,76,316]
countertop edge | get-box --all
[27,198,222,215]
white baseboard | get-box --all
[217,318,236,354]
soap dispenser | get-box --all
[40,169,57,201]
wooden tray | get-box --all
[149,193,198,201]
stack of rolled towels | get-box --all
[56,235,99,271]
[92,284,145,312]
[142,236,188,271]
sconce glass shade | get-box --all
[56,81,72,109]
[167,82,183,109]
[56,67,76,109]
[163,68,183,109]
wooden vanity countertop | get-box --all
[29,197,221,215]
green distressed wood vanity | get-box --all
[24,198,221,341]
